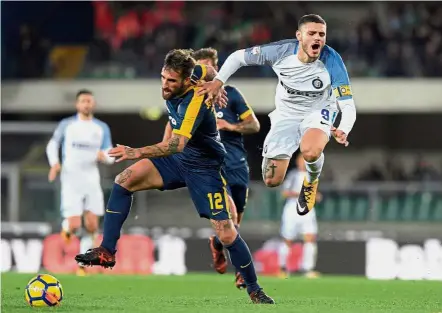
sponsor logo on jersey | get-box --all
[216,111,224,119]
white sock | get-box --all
[62,219,70,233]
[304,153,324,183]
[301,242,317,272]
[80,232,97,254]
[278,242,290,269]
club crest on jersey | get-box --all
[251,46,261,55]
[168,116,177,125]
[312,78,323,89]
[216,111,224,119]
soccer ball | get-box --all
[25,274,63,307]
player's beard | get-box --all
[162,82,187,100]
[302,41,321,62]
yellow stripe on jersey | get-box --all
[172,89,204,139]
[219,172,232,219]
[234,87,254,120]
[239,110,252,120]
[200,64,207,81]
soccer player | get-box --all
[46,89,114,276]
[192,48,260,290]
[74,49,274,304]
[198,14,357,216]
[278,153,321,279]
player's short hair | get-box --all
[192,48,218,66]
[163,49,196,79]
[298,14,326,29]
[76,89,93,100]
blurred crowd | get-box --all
[4,1,442,79]
[355,155,442,183]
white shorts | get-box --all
[262,107,337,159]
[280,201,318,240]
[60,178,104,218]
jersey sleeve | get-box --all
[228,87,254,120]
[51,119,69,143]
[100,123,113,150]
[244,39,298,66]
[323,48,353,101]
[172,89,206,139]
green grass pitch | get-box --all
[2,273,441,313]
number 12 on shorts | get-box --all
[207,192,224,210]
[321,109,337,123]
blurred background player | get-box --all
[46,89,114,276]
[192,48,261,290]
[198,14,357,216]
[278,153,321,279]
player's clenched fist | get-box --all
[108,144,141,162]
[331,127,349,147]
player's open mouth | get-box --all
[311,43,320,52]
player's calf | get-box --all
[61,216,81,244]
[261,158,290,187]
[211,219,274,303]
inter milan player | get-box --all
[198,14,357,216]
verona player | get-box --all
[192,48,260,289]
[198,14,357,215]
[278,153,321,279]
[75,50,274,304]
[46,89,114,276]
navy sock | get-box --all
[101,184,133,254]
[225,234,260,294]
[214,225,239,251]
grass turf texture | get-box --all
[2,273,441,313]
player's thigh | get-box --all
[83,186,104,232]
[280,203,300,241]
[115,158,165,192]
[300,212,318,240]
[229,184,249,214]
[185,168,231,221]
[262,111,302,160]
[225,167,249,214]
[300,108,337,160]
[60,182,83,225]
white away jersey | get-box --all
[244,39,353,116]
[48,114,113,179]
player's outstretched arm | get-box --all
[108,133,188,163]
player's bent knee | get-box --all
[301,147,323,163]
[84,212,99,233]
[67,216,82,232]
[303,234,316,243]
[211,219,238,245]
[264,177,284,188]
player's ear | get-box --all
[296,30,302,41]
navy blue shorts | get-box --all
[224,166,249,214]
[151,155,231,221]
